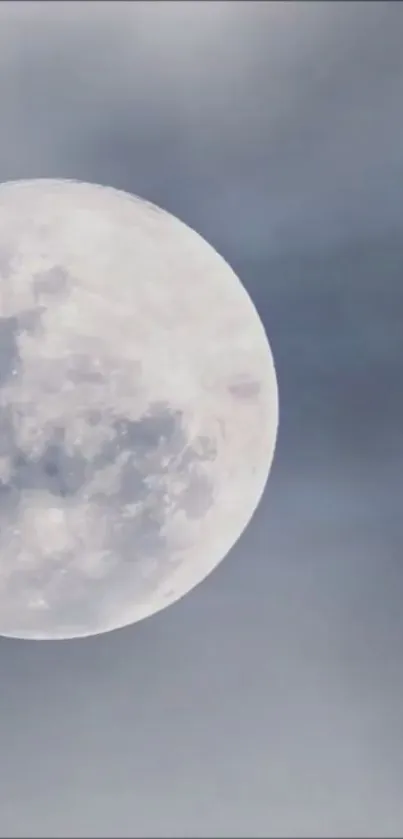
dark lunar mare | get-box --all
[0,308,44,386]
[0,316,20,386]
[0,264,218,632]
[33,265,69,300]
[0,391,218,634]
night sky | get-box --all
[0,2,403,836]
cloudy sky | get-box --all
[0,1,403,836]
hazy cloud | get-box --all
[0,3,402,837]
[0,2,402,255]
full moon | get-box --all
[0,179,278,640]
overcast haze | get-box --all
[0,2,403,836]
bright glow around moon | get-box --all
[0,178,278,640]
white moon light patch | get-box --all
[0,179,278,639]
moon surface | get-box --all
[0,178,278,640]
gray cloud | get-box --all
[0,2,403,256]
